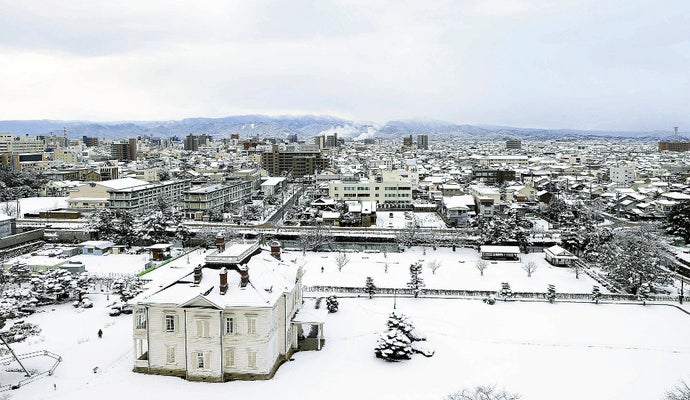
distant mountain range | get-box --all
[0,115,684,141]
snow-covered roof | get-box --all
[321,211,341,219]
[98,177,150,190]
[544,245,577,259]
[442,195,474,209]
[79,240,115,249]
[480,245,521,254]
[141,251,301,308]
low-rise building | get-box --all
[132,239,314,382]
[183,181,252,220]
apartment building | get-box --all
[107,179,191,214]
[261,145,328,178]
[609,164,637,186]
[183,181,252,220]
[112,138,138,161]
[329,174,412,209]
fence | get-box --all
[0,349,62,392]
[303,285,690,303]
[0,229,44,250]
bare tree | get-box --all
[522,261,538,277]
[426,260,442,275]
[664,379,690,400]
[445,385,520,400]
[1,201,17,217]
[475,260,489,276]
[572,262,583,279]
[335,252,351,272]
[298,224,334,254]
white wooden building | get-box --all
[544,245,578,266]
[132,242,306,382]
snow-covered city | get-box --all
[2,2,690,400]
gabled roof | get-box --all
[545,245,577,259]
[180,294,224,309]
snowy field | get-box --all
[2,246,688,400]
[5,296,690,400]
[297,247,605,294]
[0,197,68,217]
[375,211,446,229]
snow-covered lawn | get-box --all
[6,296,690,400]
[297,247,605,294]
[375,211,446,229]
[0,197,68,217]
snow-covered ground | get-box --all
[0,197,68,217]
[6,296,690,400]
[297,247,605,294]
[375,211,446,229]
[3,246,689,400]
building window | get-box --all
[166,346,176,364]
[135,309,147,330]
[165,314,175,332]
[247,350,257,369]
[225,348,235,367]
[225,317,234,334]
[196,319,210,338]
[196,352,205,369]
[247,317,257,336]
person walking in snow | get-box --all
[97,329,103,338]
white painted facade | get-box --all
[133,250,304,382]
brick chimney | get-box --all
[216,232,225,252]
[219,267,228,295]
[239,265,249,288]
[270,240,281,260]
[193,265,202,285]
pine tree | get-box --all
[638,282,651,305]
[8,263,31,285]
[546,284,556,303]
[326,295,339,313]
[364,276,377,299]
[374,312,414,362]
[407,261,425,298]
[591,285,601,304]
[666,203,690,244]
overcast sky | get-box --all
[1,0,689,131]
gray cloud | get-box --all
[0,0,689,131]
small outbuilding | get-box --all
[146,243,172,261]
[544,245,578,266]
[78,240,114,255]
[479,245,521,260]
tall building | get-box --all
[0,133,46,169]
[314,135,325,149]
[506,139,522,150]
[287,134,298,143]
[83,136,99,147]
[325,133,338,148]
[261,145,329,178]
[417,134,429,150]
[658,141,690,152]
[111,139,138,161]
[403,135,413,147]
[184,134,199,151]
